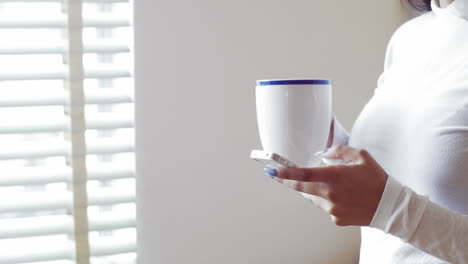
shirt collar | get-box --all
[432,0,468,20]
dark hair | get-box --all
[407,0,432,11]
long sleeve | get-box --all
[370,176,468,263]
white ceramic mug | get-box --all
[255,79,332,167]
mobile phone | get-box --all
[250,149,298,168]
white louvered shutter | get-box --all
[0,1,136,263]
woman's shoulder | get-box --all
[390,12,435,44]
[380,13,435,69]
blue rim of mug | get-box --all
[256,79,331,86]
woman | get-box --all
[263,0,468,263]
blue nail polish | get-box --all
[264,167,278,177]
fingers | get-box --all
[322,144,369,164]
[301,192,332,211]
[302,191,351,226]
[264,145,382,227]
[275,178,331,200]
[276,166,337,183]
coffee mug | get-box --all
[255,79,332,167]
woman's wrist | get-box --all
[370,176,429,242]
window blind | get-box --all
[0,0,136,263]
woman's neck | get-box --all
[438,0,455,8]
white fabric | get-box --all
[331,117,349,146]
[332,0,468,262]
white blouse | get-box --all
[334,0,468,262]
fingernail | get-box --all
[314,147,329,156]
[264,167,278,177]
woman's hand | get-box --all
[266,145,389,226]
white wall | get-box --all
[135,1,405,263]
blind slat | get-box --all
[0,216,135,239]
[0,117,134,134]
[0,69,130,81]
[0,248,72,264]
[0,91,132,107]
[0,141,134,160]
[0,241,136,264]
[0,44,129,55]
[0,0,128,3]
[0,166,134,186]
[0,19,130,29]
[91,241,136,257]
[0,191,135,213]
